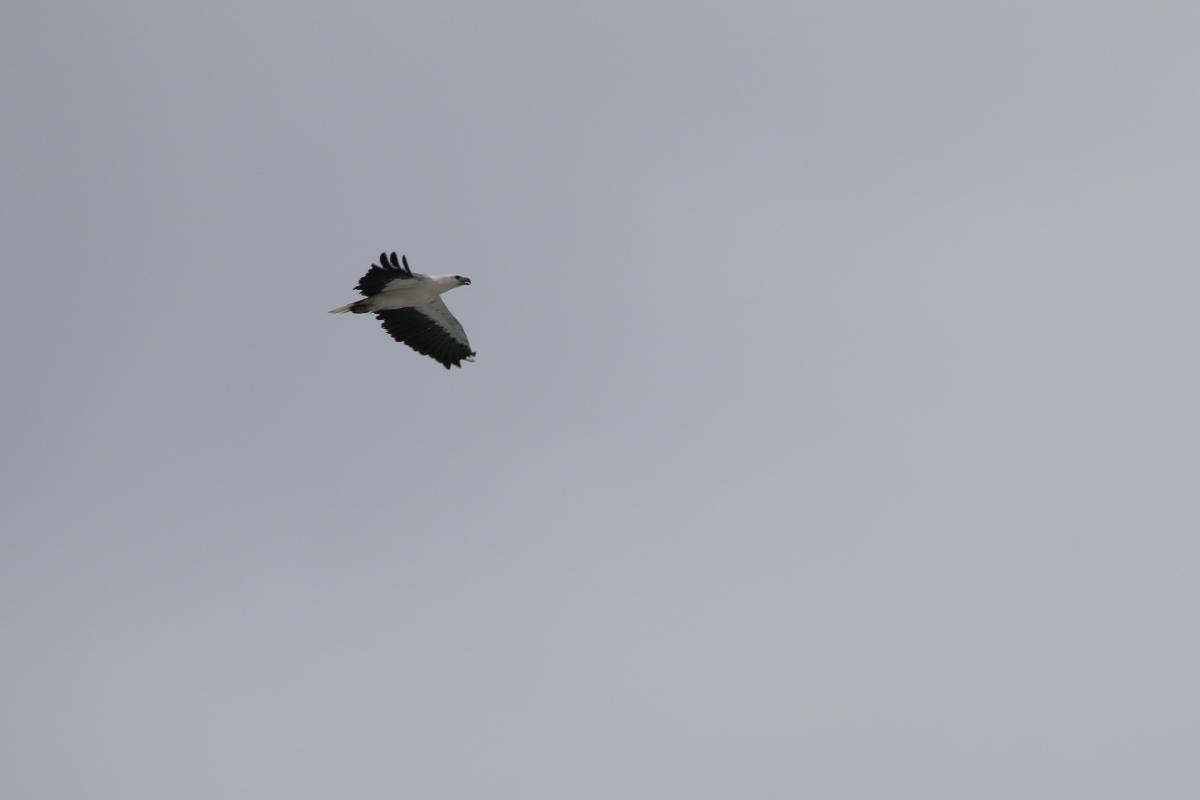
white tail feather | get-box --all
[328,304,354,314]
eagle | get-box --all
[329,252,475,369]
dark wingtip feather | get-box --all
[375,307,474,369]
[402,255,411,275]
[356,250,414,295]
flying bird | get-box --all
[329,252,475,369]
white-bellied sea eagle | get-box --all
[329,252,475,369]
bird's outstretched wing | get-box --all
[376,297,475,369]
[355,252,418,296]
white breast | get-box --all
[371,282,443,310]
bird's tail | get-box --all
[328,300,372,314]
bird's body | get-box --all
[330,252,475,369]
[328,274,461,314]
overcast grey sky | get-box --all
[4,1,1200,797]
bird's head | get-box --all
[455,275,472,286]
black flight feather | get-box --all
[376,308,475,369]
[355,252,417,296]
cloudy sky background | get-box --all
[4,1,1199,796]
